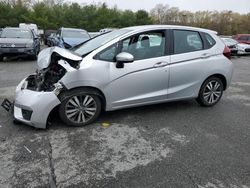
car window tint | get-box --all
[96,43,117,62]
[121,31,166,61]
[204,33,216,47]
[174,30,203,54]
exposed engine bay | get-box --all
[25,47,82,91]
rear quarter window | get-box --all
[202,33,216,49]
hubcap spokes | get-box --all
[65,95,97,123]
[203,81,222,104]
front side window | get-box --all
[120,31,166,61]
[174,30,203,54]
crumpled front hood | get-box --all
[37,46,82,69]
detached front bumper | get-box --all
[14,78,61,129]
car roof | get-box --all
[122,25,217,34]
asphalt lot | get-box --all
[0,53,250,188]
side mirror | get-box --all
[116,52,134,68]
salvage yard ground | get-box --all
[0,55,250,187]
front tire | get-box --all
[59,90,102,126]
[196,77,224,107]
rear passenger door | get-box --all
[168,29,215,99]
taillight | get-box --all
[223,46,231,60]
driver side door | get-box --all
[107,30,170,109]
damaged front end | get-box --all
[13,47,82,129]
[26,47,82,92]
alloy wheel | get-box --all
[203,80,222,104]
[65,95,97,124]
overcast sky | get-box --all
[71,0,250,14]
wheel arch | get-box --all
[203,74,227,90]
[59,86,107,110]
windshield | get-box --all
[63,30,90,39]
[1,28,32,39]
[72,29,131,56]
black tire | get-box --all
[59,89,102,126]
[196,77,224,107]
[0,55,3,62]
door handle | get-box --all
[200,53,211,59]
[154,61,168,68]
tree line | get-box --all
[150,4,250,35]
[0,0,249,35]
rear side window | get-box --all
[173,30,203,54]
[204,33,216,48]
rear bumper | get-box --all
[14,78,61,129]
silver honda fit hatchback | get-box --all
[13,25,233,128]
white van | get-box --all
[19,23,39,36]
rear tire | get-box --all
[196,77,224,107]
[59,89,102,126]
[0,55,3,62]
